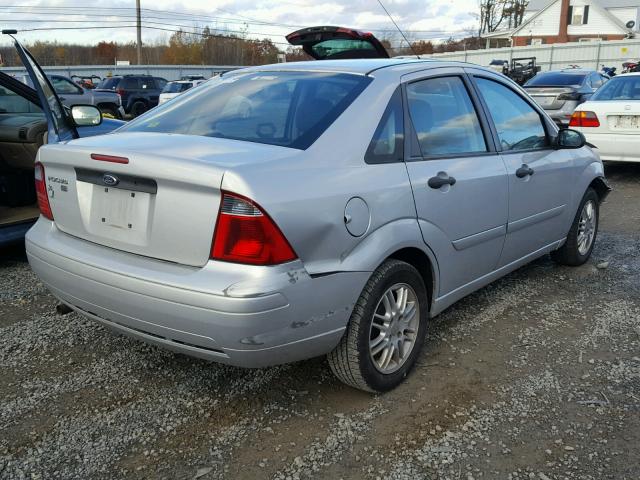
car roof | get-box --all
[544,69,593,74]
[227,58,483,76]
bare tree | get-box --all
[480,0,529,33]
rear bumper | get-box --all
[26,220,367,367]
[544,104,577,126]
[582,132,640,162]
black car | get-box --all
[524,69,609,126]
[98,75,168,117]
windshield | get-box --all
[592,75,640,101]
[162,82,192,94]
[526,73,586,87]
[120,71,371,149]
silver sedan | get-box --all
[26,58,609,392]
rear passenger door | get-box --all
[140,77,159,106]
[402,68,508,297]
[468,70,573,267]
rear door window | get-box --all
[121,78,139,89]
[120,71,371,150]
[406,76,487,157]
[475,77,549,151]
[139,77,154,90]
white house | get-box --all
[483,0,639,47]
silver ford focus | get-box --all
[23,32,610,392]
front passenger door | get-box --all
[403,70,508,298]
[471,73,573,267]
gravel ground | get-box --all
[1,162,639,480]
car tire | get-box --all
[551,188,599,266]
[99,106,118,118]
[327,259,429,393]
[131,101,147,117]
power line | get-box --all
[0,5,478,34]
[0,18,473,41]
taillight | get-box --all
[211,192,297,265]
[570,111,600,128]
[557,92,581,101]
[116,88,125,96]
[34,162,53,220]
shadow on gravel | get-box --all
[0,241,27,265]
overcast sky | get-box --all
[0,0,480,48]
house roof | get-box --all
[528,0,640,11]
[514,0,631,37]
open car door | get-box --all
[3,30,79,143]
[286,26,389,60]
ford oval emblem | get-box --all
[102,173,119,186]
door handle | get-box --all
[428,174,456,189]
[515,164,535,178]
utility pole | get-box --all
[136,0,142,65]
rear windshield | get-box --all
[311,39,378,60]
[526,73,586,87]
[591,75,640,101]
[120,71,371,149]
[162,82,192,93]
[99,78,120,90]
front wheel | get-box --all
[551,188,599,266]
[328,259,429,392]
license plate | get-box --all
[92,186,151,233]
[612,115,640,129]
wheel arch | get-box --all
[387,247,436,310]
[588,176,612,203]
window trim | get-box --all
[468,73,555,156]
[401,73,498,162]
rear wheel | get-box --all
[551,188,599,266]
[130,101,147,117]
[328,259,429,392]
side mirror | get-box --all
[70,105,102,127]
[556,128,586,149]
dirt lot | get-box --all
[1,163,639,480]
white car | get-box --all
[570,73,640,162]
[158,79,206,105]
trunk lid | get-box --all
[578,100,640,134]
[525,86,577,110]
[286,26,389,60]
[39,132,298,267]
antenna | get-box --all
[375,0,420,58]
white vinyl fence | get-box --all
[428,38,640,71]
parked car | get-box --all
[98,75,167,117]
[571,72,640,162]
[488,59,509,75]
[0,32,124,247]
[18,74,125,119]
[24,25,610,393]
[158,79,206,105]
[524,69,609,126]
